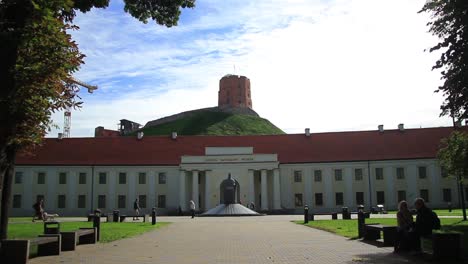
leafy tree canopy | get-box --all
[438,131,468,182]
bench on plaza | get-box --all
[60,227,97,251]
[309,212,338,221]
[1,234,61,264]
[363,224,397,247]
[119,214,149,222]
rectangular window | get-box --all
[420,189,429,202]
[118,195,126,209]
[335,192,344,206]
[375,168,384,180]
[99,172,107,184]
[119,172,126,184]
[443,189,452,203]
[356,192,364,205]
[14,172,23,184]
[38,172,46,184]
[13,194,21,208]
[79,173,87,184]
[57,195,66,208]
[314,170,322,182]
[158,195,166,208]
[334,169,343,181]
[396,167,405,180]
[315,193,323,206]
[98,195,106,208]
[78,195,86,208]
[376,191,385,204]
[418,166,427,179]
[158,172,167,184]
[397,190,406,202]
[139,195,147,208]
[294,170,302,182]
[354,169,363,181]
[138,172,146,184]
[294,193,303,207]
[59,172,67,184]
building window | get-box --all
[78,195,86,208]
[99,172,107,184]
[294,170,302,182]
[334,169,343,181]
[37,172,46,184]
[118,195,126,209]
[294,193,303,207]
[314,170,322,182]
[441,167,448,178]
[356,192,364,205]
[375,168,384,180]
[58,195,66,208]
[98,195,106,208]
[158,195,166,208]
[139,173,146,184]
[420,189,429,202]
[418,166,427,179]
[15,172,23,184]
[335,192,344,206]
[315,193,323,206]
[158,172,167,184]
[376,191,385,204]
[13,194,21,208]
[443,189,452,203]
[354,169,363,181]
[79,173,87,184]
[396,167,405,180]
[59,172,67,184]
[397,191,406,202]
[119,172,126,184]
[139,195,147,208]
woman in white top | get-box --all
[189,200,196,218]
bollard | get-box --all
[304,205,309,224]
[93,209,101,242]
[357,211,365,238]
[113,210,120,222]
[152,207,157,225]
[448,202,452,212]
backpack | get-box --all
[432,211,441,230]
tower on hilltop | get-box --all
[218,75,252,109]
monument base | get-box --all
[200,204,262,217]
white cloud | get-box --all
[48,0,452,138]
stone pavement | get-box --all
[29,215,430,264]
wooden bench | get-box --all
[119,214,149,222]
[1,234,61,264]
[310,212,338,220]
[60,227,97,251]
[363,224,397,246]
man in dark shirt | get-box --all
[413,198,434,251]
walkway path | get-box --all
[30,215,424,264]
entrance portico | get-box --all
[179,147,281,212]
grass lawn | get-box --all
[386,209,466,217]
[8,221,170,243]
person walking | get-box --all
[189,200,196,219]
[394,200,413,252]
[133,198,140,220]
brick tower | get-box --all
[218,75,252,109]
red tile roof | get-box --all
[15,126,466,166]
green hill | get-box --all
[135,110,285,136]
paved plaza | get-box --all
[30,215,430,264]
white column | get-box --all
[205,171,211,210]
[24,170,33,213]
[344,168,353,207]
[108,171,116,210]
[248,170,255,205]
[67,171,76,212]
[261,169,268,210]
[407,165,417,203]
[47,168,57,211]
[149,171,155,208]
[179,170,187,211]
[429,163,440,207]
[192,170,199,209]
[385,166,395,208]
[324,168,333,209]
[128,172,136,210]
[304,169,312,207]
[273,169,281,209]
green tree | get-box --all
[0,0,194,239]
[419,0,468,121]
[438,131,468,220]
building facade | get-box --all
[11,126,467,216]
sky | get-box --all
[49,0,452,137]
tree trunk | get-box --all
[0,147,16,240]
[459,180,467,221]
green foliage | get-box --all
[135,111,285,136]
[438,131,468,183]
[419,1,468,119]
[124,0,195,26]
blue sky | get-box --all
[49,0,452,137]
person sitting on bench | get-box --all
[394,200,413,252]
